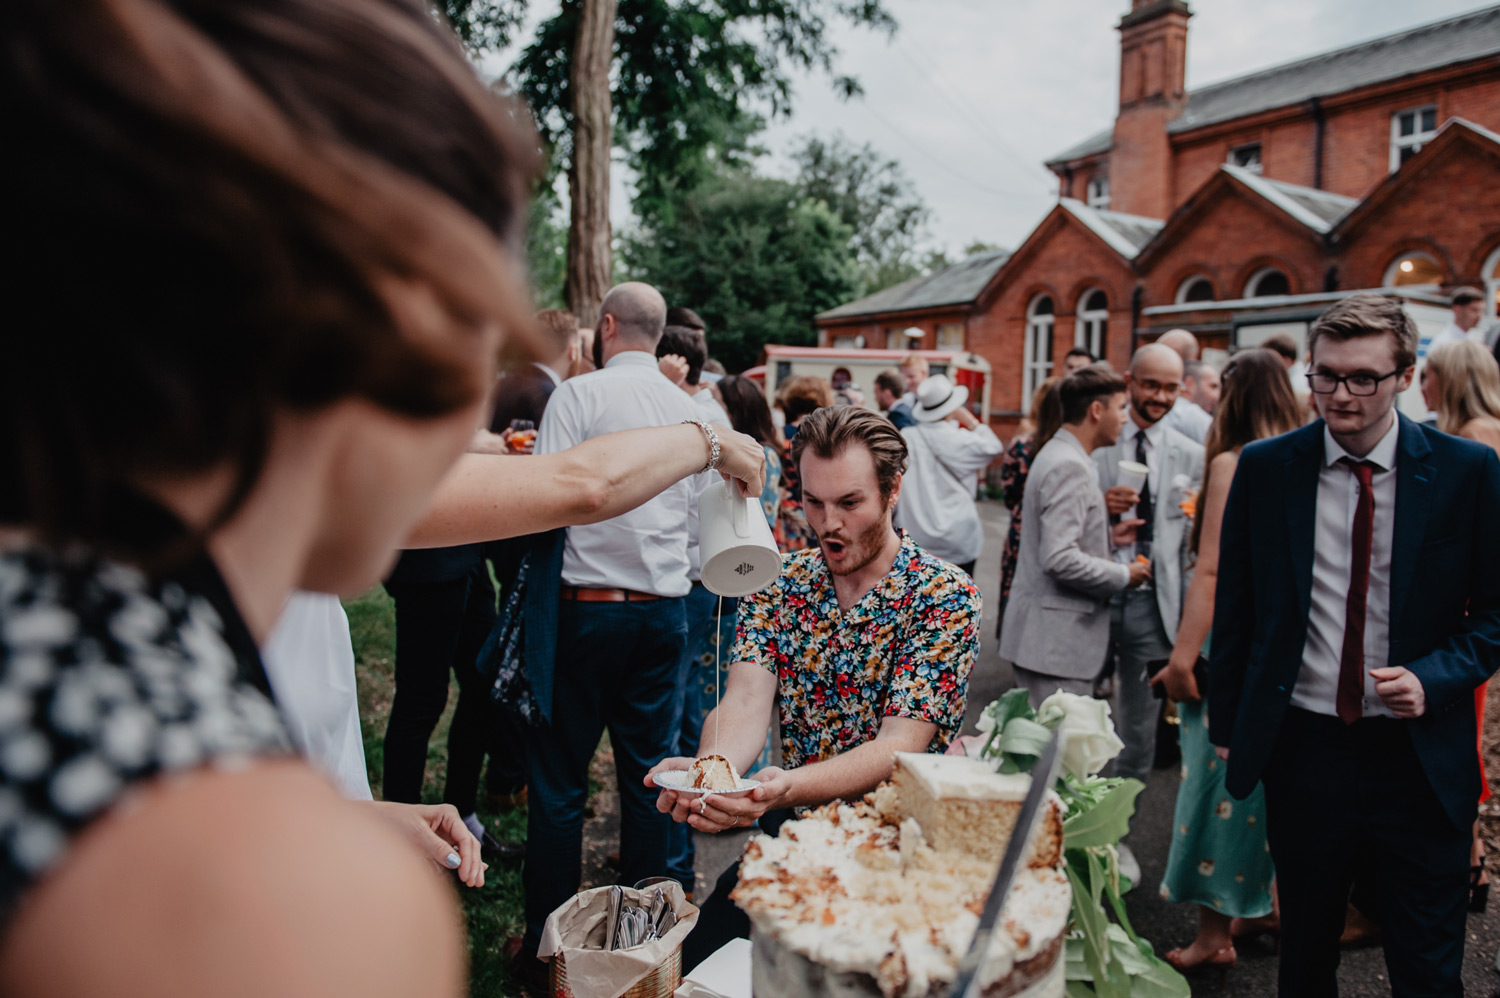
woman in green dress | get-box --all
[1150,349,1303,975]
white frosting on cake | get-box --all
[734,800,1070,998]
[893,750,1032,802]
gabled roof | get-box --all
[1134,165,1355,267]
[1047,5,1500,166]
[815,250,1011,321]
[1058,199,1163,259]
[1171,5,1500,134]
[1219,166,1357,233]
[1332,117,1500,242]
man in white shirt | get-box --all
[1209,293,1500,995]
[1183,360,1220,415]
[893,375,1003,576]
[1430,286,1487,349]
[523,282,716,956]
[1094,345,1203,789]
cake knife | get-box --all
[948,729,1062,998]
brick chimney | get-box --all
[1108,0,1191,219]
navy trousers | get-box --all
[522,597,687,947]
[1261,707,1470,998]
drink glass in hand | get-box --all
[506,419,537,455]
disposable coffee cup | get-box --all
[1117,460,1149,495]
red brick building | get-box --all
[814,2,1500,436]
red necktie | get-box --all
[1337,458,1376,724]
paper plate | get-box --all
[652,770,761,797]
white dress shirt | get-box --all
[693,386,730,425]
[1294,412,1400,719]
[893,420,1003,564]
[536,350,706,597]
[1161,396,1211,444]
[1113,418,1165,566]
[1430,321,1482,350]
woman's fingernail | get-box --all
[445,852,462,869]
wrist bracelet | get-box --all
[683,419,721,472]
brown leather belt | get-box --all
[560,585,663,602]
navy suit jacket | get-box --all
[1208,414,1500,831]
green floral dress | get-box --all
[1158,698,1275,917]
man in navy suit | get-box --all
[1209,293,1500,997]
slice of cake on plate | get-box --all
[689,754,741,792]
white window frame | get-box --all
[1024,296,1055,404]
[1227,142,1263,174]
[1244,267,1290,299]
[1086,176,1110,210]
[1382,250,1442,289]
[1486,246,1500,323]
[832,334,862,349]
[1390,105,1437,172]
[936,323,964,350]
[885,328,906,350]
[1074,289,1108,359]
[1175,275,1215,304]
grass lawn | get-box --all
[344,585,528,997]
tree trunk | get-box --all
[565,0,616,328]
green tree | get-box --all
[790,134,930,295]
[623,169,858,371]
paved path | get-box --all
[693,500,1500,995]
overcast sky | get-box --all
[486,0,1494,257]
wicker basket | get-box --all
[550,943,682,998]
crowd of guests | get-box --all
[3,4,1499,997]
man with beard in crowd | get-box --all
[647,405,982,970]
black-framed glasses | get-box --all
[1305,369,1403,396]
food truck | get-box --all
[755,346,993,419]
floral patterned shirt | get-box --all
[731,531,980,769]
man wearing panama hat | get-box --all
[893,374,1003,576]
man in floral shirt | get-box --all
[647,405,982,967]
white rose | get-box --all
[1035,692,1124,780]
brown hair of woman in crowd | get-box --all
[1191,349,1303,554]
[1424,340,1500,449]
[777,375,835,424]
[1027,376,1064,453]
[718,375,778,446]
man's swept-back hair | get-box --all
[874,369,904,396]
[4,0,548,561]
[1308,293,1418,372]
[791,406,908,499]
[1059,367,1127,424]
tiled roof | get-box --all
[1047,5,1500,165]
[1059,199,1163,258]
[1170,5,1500,133]
[1221,165,1358,232]
[1045,127,1113,166]
[816,251,1011,320]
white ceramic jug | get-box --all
[698,479,782,597]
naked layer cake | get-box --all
[732,751,1070,998]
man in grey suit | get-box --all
[1001,367,1152,705]
[1093,344,1204,787]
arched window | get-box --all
[1024,295,1055,404]
[1486,246,1500,322]
[1245,267,1291,298]
[1175,275,1216,304]
[1075,289,1108,360]
[1383,250,1443,288]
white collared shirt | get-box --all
[1161,396,1211,444]
[1113,418,1165,565]
[1294,412,1400,718]
[893,420,1004,563]
[692,386,729,425]
[1430,321,1482,350]
[536,350,706,597]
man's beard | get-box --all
[1132,397,1167,425]
[818,512,894,577]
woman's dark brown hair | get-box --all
[1190,349,1302,554]
[717,376,777,446]
[777,375,835,424]
[4,0,549,560]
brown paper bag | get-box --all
[539,883,699,997]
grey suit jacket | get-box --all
[1093,424,1205,638]
[999,428,1131,679]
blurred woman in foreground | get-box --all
[1151,350,1302,976]
[0,1,760,994]
[1422,339,1500,908]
